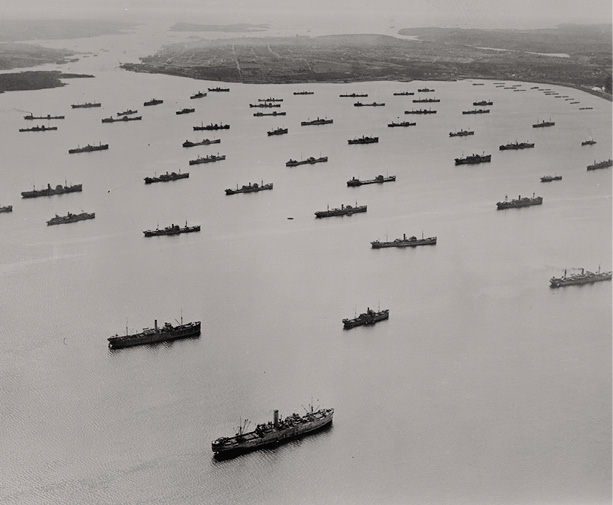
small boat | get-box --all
[393,91,414,96]
[404,108,436,114]
[388,120,416,127]
[370,233,436,248]
[339,93,368,97]
[462,109,490,115]
[293,91,314,95]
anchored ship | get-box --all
[472,100,493,106]
[102,115,142,123]
[19,125,58,132]
[405,108,436,114]
[253,111,286,117]
[268,127,288,136]
[455,153,491,165]
[340,93,368,97]
[143,222,200,237]
[532,119,555,128]
[182,138,221,148]
[190,91,207,99]
[188,154,226,165]
[586,159,612,171]
[348,136,378,145]
[449,129,474,137]
[393,91,414,95]
[108,318,201,349]
[286,156,328,167]
[301,117,333,126]
[258,97,283,102]
[225,181,273,195]
[388,120,416,127]
[211,405,334,460]
[370,233,437,248]
[462,109,490,115]
[250,103,281,108]
[314,203,367,218]
[144,171,189,184]
[540,175,562,182]
[71,102,101,108]
[176,108,195,115]
[117,109,137,116]
[354,102,385,107]
[343,307,389,329]
[193,123,230,131]
[68,143,108,154]
[496,193,543,210]
[0,204,13,213]
[549,267,612,288]
[293,91,314,95]
[418,88,434,92]
[23,113,64,120]
[412,97,440,103]
[581,139,596,146]
[499,141,535,150]
[144,98,163,106]
[208,87,230,92]
[47,211,95,226]
[21,182,82,198]
[347,175,395,187]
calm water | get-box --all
[0,24,611,505]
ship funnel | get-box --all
[273,409,279,427]
[154,319,158,331]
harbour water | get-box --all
[0,24,611,505]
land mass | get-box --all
[120,25,611,98]
[170,22,269,33]
[0,71,94,94]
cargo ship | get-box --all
[472,100,493,106]
[193,123,230,131]
[182,138,221,148]
[19,125,58,132]
[68,143,108,154]
[412,97,440,103]
[108,318,201,349]
[370,233,437,248]
[314,203,367,218]
[0,204,13,213]
[343,307,389,329]
[496,193,543,210]
[347,175,395,187]
[404,108,436,114]
[339,93,368,97]
[71,102,101,108]
[301,117,333,126]
[176,108,195,115]
[101,115,142,123]
[348,136,378,145]
[462,109,490,115]
[581,139,596,146]
[190,91,207,99]
[449,129,474,137]
[286,156,328,167]
[258,97,283,102]
[586,159,612,171]
[143,222,200,237]
[188,154,226,165]
[253,111,286,117]
[417,88,434,92]
[117,109,138,116]
[393,91,414,95]
[21,182,82,198]
[225,181,273,195]
[250,103,281,108]
[211,405,334,459]
[388,120,416,127]
[549,267,612,288]
[23,113,64,120]
[293,91,314,95]
[267,127,288,136]
[47,211,95,226]
[540,175,562,182]
[455,153,491,165]
[354,102,385,107]
[208,87,230,92]
[143,98,163,106]
[499,141,535,150]
[532,119,555,128]
[144,171,189,184]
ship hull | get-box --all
[108,322,201,349]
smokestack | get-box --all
[154,319,158,331]
[273,410,279,427]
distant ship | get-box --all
[532,119,555,128]
[404,108,436,114]
[462,109,490,115]
[258,97,283,102]
[393,91,414,95]
[117,109,138,116]
[354,102,385,107]
[549,267,612,288]
[387,120,416,127]
[108,318,201,349]
[176,108,195,115]
[225,181,273,195]
[211,405,334,460]
[347,175,395,187]
[144,171,189,184]
[581,139,596,146]
[348,136,378,145]
[250,103,281,108]
[182,138,221,148]
[496,193,543,210]
[499,141,535,150]
[286,156,328,167]
[23,113,64,120]
[267,127,288,136]
[540,175,562,182]
[339,93,368,97]
[579,107,593,110]
[586,159,612,171]
[193,123,230,131]
[472,100,493,106]
[188,154,226,165]
[454,153,491,165]
[301,117,333,126]
[190,91,207,99]
[47,211,95,226]
[71,102,101,109]
[370,233,437,248]
[101,115,142,123]
[293,91,314,95]
[253,111,286,117]
[0,204,13,213]
[208,87,230,92]
[18,125,58,132]
[343,307,389,329]
[143,221,200,237]
[68,143,108,154]
[314,203,367,218]
[21,182,82,198]
[143,98,163,106]
[449,129,474,137]
[417,88,434,92]
[412,97,440,103]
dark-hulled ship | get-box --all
[143,222,200,237]
[144,98,163,106]
[418,88,434,92]
[19,125,58,132]
[144,171,189,184]
[253,111,286,117]
[393,91,414,95]
[24,113,65,120]
[71,102,101,108]
[211,405,334,459]
[0,204,13,213]
[176,108,195,115]
[117,109,138,116]
[540,175,562,182]
[532,119,555,128]
[462,109,490,115]
[449,129,474,137]
[496,193,543,210]
[404,108,436,114]
[388,120,416,127]
[343,307,389,329]
[586,159,612,171]
[340,93,368,97]
[182,138,221,148]
[472,100,493,106]
[412,97,440,103]
[347,175,395,187]
[47,211,95,226]
[286,156,328,167]
[581,139,596,146]
[208,87,230,92]
[499,141,535,150]
[250,103,281,108]
[454,153,491,165]
[354,102,385,107]
[370,233,437,248]
[293,91,314,95]
[21,182,82,198]
[267,127,288,136]
[101,115,142,123]
[68,143,108,154]
[549,267,612,288]
[193,123,230,131]
[314,203,367,218]
[301,117,333,126]
[348,136,378,145]
[225,181,273,195]
[188,154,226,165]
[190,91,207,99]
[108,319,201,349]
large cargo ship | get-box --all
[71,102,101,108]
[176,108,195,115]
[190,91,207,99]
[225,181,273,195]
[188,154,226,165]
[211,405,334,459]
[532,119,555,128]
[0,204,13,213]
[499,141,535,150]
[388,120,416,127]
[370,233,437,248]
[449,129,474,137]
[540,175,562,182]
[144,171,189,184]
[393,91,414,95]
[253,111,286,117]
[347,175,395,187]
[586,159,612,171]
[24,113,64,120]
[250,103,281,108]
[294,91,314,95]
[343,307,389,329]
[182,138,221,148]
[581,139,596,146]
[117,109,138,116]
[193,123,230,131]
[143,222,200,237]
[412,97,440,103]
[143,98,163,106]
[462,109,490,115]
[354,102,385,107]
[404,108,436,114]
[496,193,543,210]
[108,319,201,349]
[286,156,328,167]
[455,153,491,165]
[348,136,378,145]
[68,143,108,154]
[47,211,95,226]
[21,182,82,198]
[208,87,230,92]
[258,97,283,102]
[340,93,368,97]
[101,115,142,123]
[549,267,612,288]
[301,117,333,126]
[267,127,288,136]
[314,203,366,218]
[473,100,493,106]
[19,125,58,132]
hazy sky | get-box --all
[1,0,612,29]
